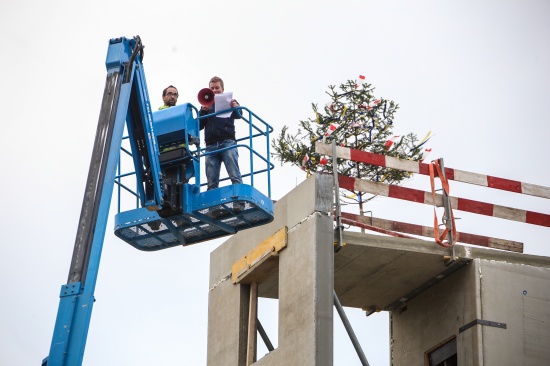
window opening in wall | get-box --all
[257,297,279,359]
[427,337,457,366]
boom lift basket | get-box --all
[114,103,274,251]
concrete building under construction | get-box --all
[206,173,550,366]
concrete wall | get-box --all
[206,172,550,366]
[479,259,550,365]
[391,259,550,366]
[207,174,334,366]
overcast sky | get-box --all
[1,1,549,365]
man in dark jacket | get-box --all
[199,76,243,191]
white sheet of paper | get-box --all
[214,92,233,118]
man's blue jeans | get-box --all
[205,140,242,190]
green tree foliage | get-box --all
[272,79,429,204]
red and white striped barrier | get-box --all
[338,175,550,228]
[316,142,550,199]
[340,212,523,253]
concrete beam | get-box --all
[334,231,550,311]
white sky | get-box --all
[1,1,549,365]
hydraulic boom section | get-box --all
[43,35,157,366]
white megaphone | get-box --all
[197,88,215,108]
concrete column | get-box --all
[207,174,334,366]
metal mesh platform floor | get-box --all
[114,201,273,251]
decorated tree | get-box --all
[272,76,431,212]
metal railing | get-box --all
[115,105,274,212]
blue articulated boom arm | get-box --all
[44,34,275,365]
[43,36,159,366]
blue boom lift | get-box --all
[43,35,274,365]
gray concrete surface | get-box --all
[391,258,550,365]
[207,172,550,365]
[207,174,334,366]
[335,231,550,312]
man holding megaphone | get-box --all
[199,76,243,193]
